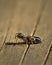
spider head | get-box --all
[15,33,27,42]
[15,33,25,38]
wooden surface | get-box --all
[0,0,52,65]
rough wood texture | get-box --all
[0,0,17,49]
[45,48,52,65]
[22,0,52,65]
[0,0,52,65]
[0,0,42,65]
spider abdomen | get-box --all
[32,36,41,44]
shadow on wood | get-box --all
[5,42,26,46]
[5,41,41,46]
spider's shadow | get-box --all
[5,42,26,46]
[5,41,41,46]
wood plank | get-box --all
[45,48,52,65]
[22,0,52,65]
[0,0,17,49]
[0,0,42,65]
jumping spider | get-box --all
[15,33,41,44]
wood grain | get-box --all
[0,0,17,50]
[0,0,42,65]
[22,0,52,65]
[45,48,52,65]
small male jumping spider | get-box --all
[15,33,41,44]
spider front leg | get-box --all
[15,33,26,43]
[15,34,19,43]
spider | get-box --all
[15,33,41,44]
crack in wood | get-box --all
[0,21,11,51]
[18,0,48,65]
[0,0,17,52]
[41,41,52,65]
[32,0,48,36]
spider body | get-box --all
[15,33,41,44]
[15,33,26,41]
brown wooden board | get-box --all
[0,0,42,65]
[0,0,17,49]
[22,0,52,65]
[45,48,52,65]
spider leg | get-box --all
[15,33,27,44]
[15,33,20,43]
[15,35,18,43]
[26,39,28,44]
